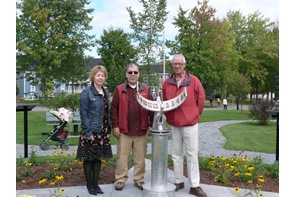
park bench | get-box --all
[45,111,81,135]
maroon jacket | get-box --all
[111,81,154,133]
[162,72,206,127]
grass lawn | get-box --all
[221,121,277,153]
[200,110,252,122]
[16,110,276,153]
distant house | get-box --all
[16,58,105,100]
[16,71,42,100]
[16,58,170,100]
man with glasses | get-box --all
[111,63,154,191]
[162,54,207,197]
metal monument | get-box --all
[137,83,187,197]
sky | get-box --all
[85,0,279,57]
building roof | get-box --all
[150,63,172,73]
[87,58,104,69]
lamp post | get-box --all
[162,28,166,81]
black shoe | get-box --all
[96,185,104,194]
[87,185,97,195]
[88,189,97,195]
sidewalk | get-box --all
[16,159,279,197]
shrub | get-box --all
[42,93,80,111]
[263,164,279,179]
[248,100,274,125]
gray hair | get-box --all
[126,63,139,72]
[172,54,186,63]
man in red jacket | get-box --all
[162,54,207,197]
[111,63,154,191]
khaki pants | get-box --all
[115,133,147,183]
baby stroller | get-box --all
[40,108,73,151]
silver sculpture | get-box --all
[137,83,187,197]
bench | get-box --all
[46,111,81,135]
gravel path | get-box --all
[16,120,276,164]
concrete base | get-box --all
[143,182,176,197]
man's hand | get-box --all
[113,127,120,139]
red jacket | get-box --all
[162,72,206,127]
[111,81,154,133]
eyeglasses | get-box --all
[128,71,139,75]
[173,62,184,66]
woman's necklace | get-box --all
[96,87,103,94]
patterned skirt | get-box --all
[76,130,113,161]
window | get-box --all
[61,84,65,92]
[30,86,36,93]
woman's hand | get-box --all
[87,135,94,141]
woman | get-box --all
[76,65,113,195]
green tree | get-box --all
[16,0,95,99]
[57,54,92,94]
[227,73,251,111]
[258,22,279,102]
[169,0,239,97]
[226,10,278,102]
[126,0,168,86]
[97,27,138,93]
